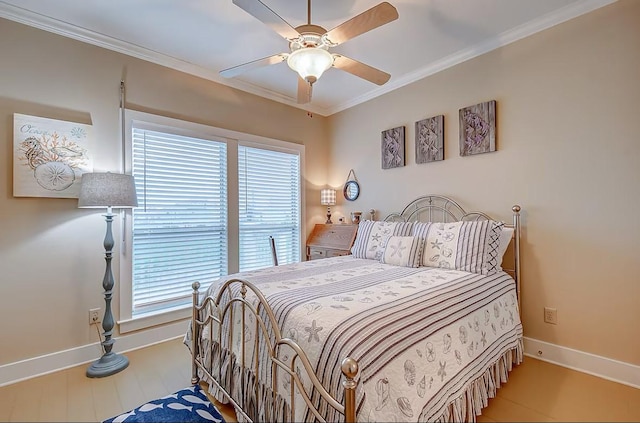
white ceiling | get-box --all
[0,0,615,116]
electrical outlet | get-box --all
[544,307,558,324]
[89,308,101,325]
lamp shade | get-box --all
[78,172,138,208]
[287,48,333,84]
[320,188,336,206]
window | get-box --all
[239,145,301,271]
[131,128,227,317]
[119,110,304,332]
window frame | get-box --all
[119,110,305,333]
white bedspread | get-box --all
[191,255,523,422]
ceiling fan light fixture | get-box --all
[287,47,333,84]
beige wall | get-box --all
[1,0,638,371]
[327,0,640,365]
[0,18,329,365]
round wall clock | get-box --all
[343,169,360,201]
[344,180,360,201]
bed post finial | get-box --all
[341,357,358,423]
[512,205,521,315]
[191,281,200,385]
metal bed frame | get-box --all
[190,195,521,422]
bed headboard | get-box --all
[384,195,522,311]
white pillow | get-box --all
[379,236,423,268]
[421,221,463,270]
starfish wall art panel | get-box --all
[415,115,444,163]
[459,100,496,156]
[381,126,405,169]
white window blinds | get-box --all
[131,128,227,316]
[238,145,301,271]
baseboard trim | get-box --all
[524,336,640,389]
[3,329,638,389]
[0,319,190,387]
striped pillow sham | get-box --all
[414,220,504,275]
[351,221,414,260]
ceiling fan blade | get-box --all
[297,77,312,104]
[220,54,287,78]
[333,55,390,85]
[324,2,398,45]
[233,0,300,40]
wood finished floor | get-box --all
[1,337,638,422]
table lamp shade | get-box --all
[320,188,336,206]
[78,172,138,208]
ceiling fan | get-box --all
[221,0,399,104]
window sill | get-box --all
[118,305,192,334]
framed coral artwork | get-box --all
[459,100,496,156]
[13,113,94,198]
[415,115,444,163]
[381,126,405,169]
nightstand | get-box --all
[306,224,358,261]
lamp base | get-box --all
[326,206,333,224]
[86,351,129,378]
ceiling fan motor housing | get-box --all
[289,28,329,50]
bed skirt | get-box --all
[433,337,523,422]
[192,336,524,423]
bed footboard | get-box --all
[190,280,358,423]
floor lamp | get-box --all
[78,172,138,378]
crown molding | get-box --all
[325,0,618,115]
[0,0,617,117]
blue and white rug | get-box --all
[104,384,225,423]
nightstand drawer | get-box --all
[327,249,350,258]
[308,248,326,259]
